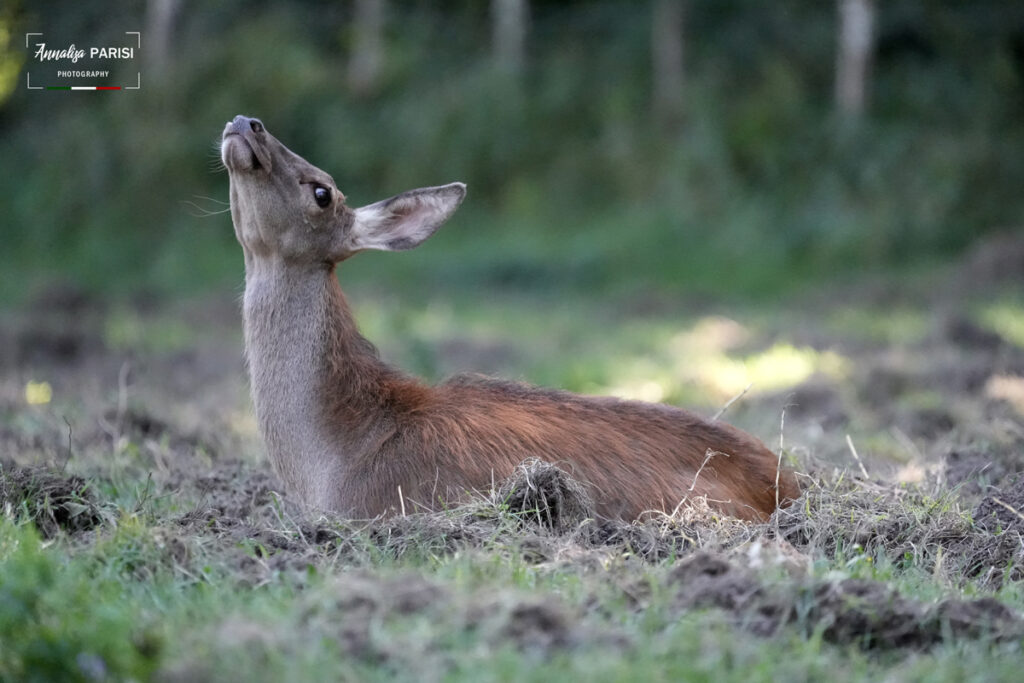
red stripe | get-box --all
[97,86,121,90]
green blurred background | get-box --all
[0,0,1022,304]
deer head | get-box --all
[220,115,466,267]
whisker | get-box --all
[209,138,227,172]
[193,194,229,205]
[181,199,231,217]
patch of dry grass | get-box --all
[0,465,114,538]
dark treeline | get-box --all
[1,1,1022,299]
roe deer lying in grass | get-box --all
[220,115,799,521]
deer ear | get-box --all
[347,183,466,252]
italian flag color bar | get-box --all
[47,86,121,90]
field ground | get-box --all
[2,234,1024,681]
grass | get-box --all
[3,464,1024,682]
[3,253,1024,680]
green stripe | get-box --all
[46,86,71,90]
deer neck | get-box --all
[242,257,392,508]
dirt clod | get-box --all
[497,458,595,532]
[662,552,1024,649]
[944,448,1008,496]
[498,601,574,653]
[784,379,849,430]
[810,578,928,649]
[973,477,1024,534]
[0,465,109,538]
[945,315,1008,351]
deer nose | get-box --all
[229,115,265,135]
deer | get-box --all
[220,114,800,522]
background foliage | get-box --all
[1,1,1022,303]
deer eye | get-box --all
[313,185,331,208]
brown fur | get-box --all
[221,114,800,522]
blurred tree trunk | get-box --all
[348,0,385,96]
[145,0,181,77]
[652,0,686,133]
[492,0,528,75]
[835,0,876,119]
